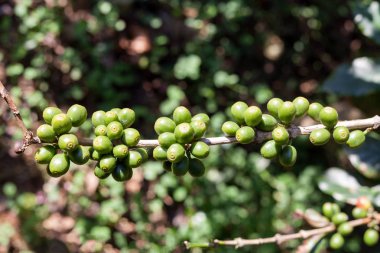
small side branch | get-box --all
[0,81,40,153]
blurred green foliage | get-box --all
[0,0,380,252]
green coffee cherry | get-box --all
[35,145,56,164]
[99,155,117,173]
[94,165,111,179]
[309,129,331,146]
[363,229,379,246]
[338,223,353,236]
[322,202,340,219]
[190,120,207,139]
[94,125,107,136]
[333,126,350,144]
[37,124,56,142]
[167,143,186,163]
[190,141,210,159]
[222,121,240,136]
[68,145,90,165]
[43,107,62,124]
[172,157,189,176]
[163,161,172,172]
[113,144,129,159]
[257,114,278,132]
[112,163,133,182]
[188,158,205,177]
[48,154,70,177]
[118,108,135,128]
[154,117,176,134]
[293,97,310,117]
[192,113,210,126]
[279,145,297,167]
[104,111,119,125]
[235,126,255,144]
[127,150,143,168]
[308,102,323,121]
[91,110,106,127]
[158,132,176,148]
[51,113,72,135]
[319,107,338,129]
[329,233,344,250]
[267,98,283,118]
[244,106,262,127]
[153,146,168,161]
[136,148,149,162]
[231,101,248,125]
[106,121,124,140]
[278,101,296,125]
[174,123,194,144]
[111,108,121,114]
[67,104,87,127]
[260,140,281,159]
[352,207,367,219]
[93,136,113,154]
[58,134,79,152]
[121,128,140,146]
[346,130,365,148]
[91,149,102,160]
[332,212,348,225]
[272,126,289,145]
[173,106,192,124]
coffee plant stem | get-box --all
[184,216,376,249]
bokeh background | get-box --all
[1,0,380,252]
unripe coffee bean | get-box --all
[308,102,323,121]
[67,104,87,127]
[346,130,365,148]
[293,97,310,117]
[43,107,62,124]
[222,121,240,136]
[236,126,255,144]
[309,129,330,146]
[267,98,283,118]
[278,101,296,125]
[231,101,248,125]
[154,117,176,134]
[173,106,192,124]
[319,107,338,129]
[244,106,262,127]
[279,145,297,167]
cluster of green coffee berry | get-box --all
[221,97,366,167]
[321,197,379,249]
[152,106,210,177]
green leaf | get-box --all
[345,135,380,179]
[353,1,380,44]
[323,57,380,96]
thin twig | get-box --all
[0,81,40,153]
[184,216,376,249]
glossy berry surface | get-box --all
[190,141,210,159]
[171,157,189,176]
[167,144,186,163]
[94,125,107,136]
[333,126,350,144]
[260,140,280,159]
[309,129,330,146]
[68,146,90,165]
[293,97,310,117]
[279,145,297,167]
[267,98,283,118]
[158,132,176,148]
[346,130,365,148]
[153,146,168,161]
[37,124,56,142]
[35,145,56,164]
[91,110,106,127]
[106,121,124,140]
[51,113,72,135]
[154,117,176,134]
[308,102,323,121]
[99,155,117,173]
[190,120,207,139]
[331,212,348,225]
[329,233,344,250]
[58,134,79,152]
[231,101,248,125]
[112,163,133,182]
[244,106,262,127]
[121,128,140,147]
[222,121,240,137]
[93,136,113,154]
[43,107,62,124]
[104,111,119,125]
[363,229,379,246]
[338,222,353,236]
[48,154,70,177]
[173,106,192,124]
[67,104,87,127]
[319,107,338,129]
[188,158,205,177]
[322,202,340,219]
[135,148,149,162]
[118,108,135,128]
[257,114,277,132]
[192,113,210,126]
[235,126,255,144]
[278,101,296,125]
[272,126,289,145]
[113,144,129,159]
[352,207,367,219]
[127,150,143,168]
[174,123,194,144]
[94,165,111,179]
